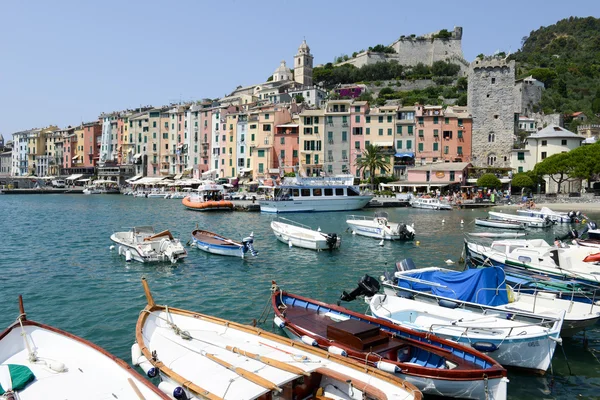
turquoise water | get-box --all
[1,194,599,399]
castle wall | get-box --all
[468,59,516,168]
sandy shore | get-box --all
[492,202,600,212]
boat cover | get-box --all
[397,267,509,306]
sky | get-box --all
[0,0,598,136]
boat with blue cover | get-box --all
[380,260,600,337]
[191,229,257,258]
[271,283,508,399]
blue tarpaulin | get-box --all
[395,152,415,158]
[397,267,509,306]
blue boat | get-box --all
[191,229,257,258]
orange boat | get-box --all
[583,252,600,263]
[182,183,233,211]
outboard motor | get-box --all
[396,258,417,272]
[555,229,578,242]
[568,211,576,222]
[242,233,258,256]
[579,221,597,238]
[340,274,380,302]
[325,233,338,250]
[396,224,415,241]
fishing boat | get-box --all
[0,296,169,400]
[381,260,600,338]
[488,211,553,228]
[474,218,526,230]
[182,182,233,211]
[271,284,508,399]
[270,217,341,250]
[110,226,187,263]
[467,232,527,238]
[516,207,580,223]
[191,229,258,258]
[464,238,600,288]
[410,197,453,210]
[259,174,372,213]
[367,293,563,374]
[134,278,423,400]
[346,212,415,241]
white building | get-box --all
[287,86,327,107]
[294,40,313,86]
[11,130,32,176]
[518,116,537,133]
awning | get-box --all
[240,168,253,173]
[174,173,183,180]
[202,169,217,177]
[374,142,394,147]
[126,175,142,183]
[72,155,80,161]
[77,178,90,182]
[268,168,280,173]
[133,153,142,159]
[395,152,415,158]
[65,174,83,181]
[134,177,165,185]
[277,124,299,128]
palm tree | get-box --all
[355,144,389,188]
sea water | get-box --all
[1,194,599,399]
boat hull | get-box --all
[260,196,372,213]
[475,218,526,230]
[193,239,244,257]
[488,212,552,228]
[182,196,233,211]
[346,219,415,241]
[271,221,340,250]
[411,200,453,210]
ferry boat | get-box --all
[259,174,373,213]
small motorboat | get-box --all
[488,211,553,228]
[475,218,526,230]
[410,197,453,210]
[271,217,341,250]
[516,207,579,223]
[191,229,258,258]
[367,292,563,374]
[182,182,233,211]
[467,232,527,238]
[272,284,508,399]
[346,212,415,241]
[0,296,169,400]
[110,226,187,263]
[383,260,600,338]
[134,278,423,400]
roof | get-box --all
[409,162,472,172]
[299,109,325,116]
[527,124,583,140]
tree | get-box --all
[476,173,502,189]
[355,144,389,187]
[456,93,467,106]
[533,152,574,193]
[378,87,394,96]
[569,143,600,188]
[294,94,305,104]
[266,75,273,82]
[511,173,534,192]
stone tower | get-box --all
[467,58,517,168]
[294,40,313,86]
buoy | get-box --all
[301,335,317,346]
[351,230,356,235]
[109,245,115,250]
[288,240,293,248]
[460,219,464,225]
[442,219,445,224]
[415,241,420,246]
[328,346,347,357]
[317,227,321,232]
[273,316,285,329]
[125,250,132,262]
[445,259,455,265]
[379,239,384,246]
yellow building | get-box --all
[365,105,397,175]
[73,125,85,168]
[225,113,238,178]
[298,109,325,177]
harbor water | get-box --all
[1,194,599,399]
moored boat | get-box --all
[516,207,579,223]
[410,197,453,210]
[467,232,527,238]
[0,296,169,400]
[182,183,233,211]
[270,217,341,250]
[346,212,415,240]
[134,278,423,400]
[475,218,526,230]
[488,211,553,228]
[191,229,258,258]
[271,285,508,399]
[110,226,187,263]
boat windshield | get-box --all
[275,187,292,200]
[347,187,360,196]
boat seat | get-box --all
[408,347,446,369]
[326,319,388,351]
[144,230,174,241]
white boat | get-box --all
[270,217,341,250]
[475,218,526,230]
[191,229,258,258]
[383,262,600,338]
[168,191,187,199]
[410,197,453,210]
[182,183,234,211]
[134,279,423,400]
[516,207,578,223]
[467,232,527,238]
[0,296,169,400]
[259,174,373,213]
[369,293,563,373]
[488,211,553,228]
[133,191,148,198]
[110,226,187,263]
[346,212,415,241]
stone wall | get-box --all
[532,112,563,129]
[468,59,516,168]
[514,80,543,116]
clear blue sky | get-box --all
[1,0,597,135]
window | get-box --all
[264,113,270,119]
[327,131,333,143]
[355,115,360,123]
[517,152,525,161]
[488,133,495,142]
[458,131,463,139]
[418,130,424,137]
[418,117,424,124]
[314,154,319,163]
[342,116,347,124]
[433,116,438,124]
[342,150,347,161]
[444,117,449,124]
[407,126,413,135]
[354,106,360,112]
[280,137,285,145]
[433,142,438,151]
[366,116,371,123]
[406,140,412,149]
[342,131,347,142]
[251,134,255,142]
[355,141,360,150]
[263,124,271,131]
[314,126,319,134]
[250,124,257,129]
[541,140,547,146]
[450,171,455,180]
[387,128,392,136]
[335,188,344,196]
[153,132,156,139]
[397,126,402,134]
[387,116,392,123]
[258,163,264,173]
[561,139,567,145]
[378,129,383,136]
[304,117,312,125]
[396,140,402,149]
[433,129,439,137]
[518,166,523,173]
[418,143,423,152]
[365,140,370,147]
[491,77,496,84]
[327,116,333,124]
[366,128,370,135]
[457,146,462,155]
[444,146,449,154]
[153,121,156,128]
[458,119,463,126]
[293,150,297,157]
[541,152,547,160]
[280,150,285,160]
[378,116,383,123]
[258,150,265,157]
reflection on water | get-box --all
[0,194,599,399]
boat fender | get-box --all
[134,350,159,378]
[131,343,142,365]
[125,250,132,262]
[158,381,188,400]
[327,346,348,357]
[118,246,123,256]
[376,361,400,373]
[273,316,286,329]
[472,342,499,353]
[438,299,459,309]
[48,360,66,373]
[301,335,317,346]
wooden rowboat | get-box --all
[0,296,169,400]
[475,218,526,230]
[191,229,258,258]
[134,278,423,400]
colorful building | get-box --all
[298,109,325,177]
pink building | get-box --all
[415,105,472,165]
[403,162,471,193]
[349,101,369,177]
[198,104,213,175]
[83,121,102,167]
[62,134,77,170]
[274,121,299,174]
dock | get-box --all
[0,188,84,194]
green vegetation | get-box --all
[532,143,600,191]
[368,44,396,54]
[355,144,390,186]
[510,17,600,128]
[432,29,453,39]
[476,173,502,189]
[294,94,305,104]
[511,173,534,191]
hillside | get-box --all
[510,16,600,128]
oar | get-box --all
[203,352,282,393]
[226,346,309,376]
[127,378,146,400]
